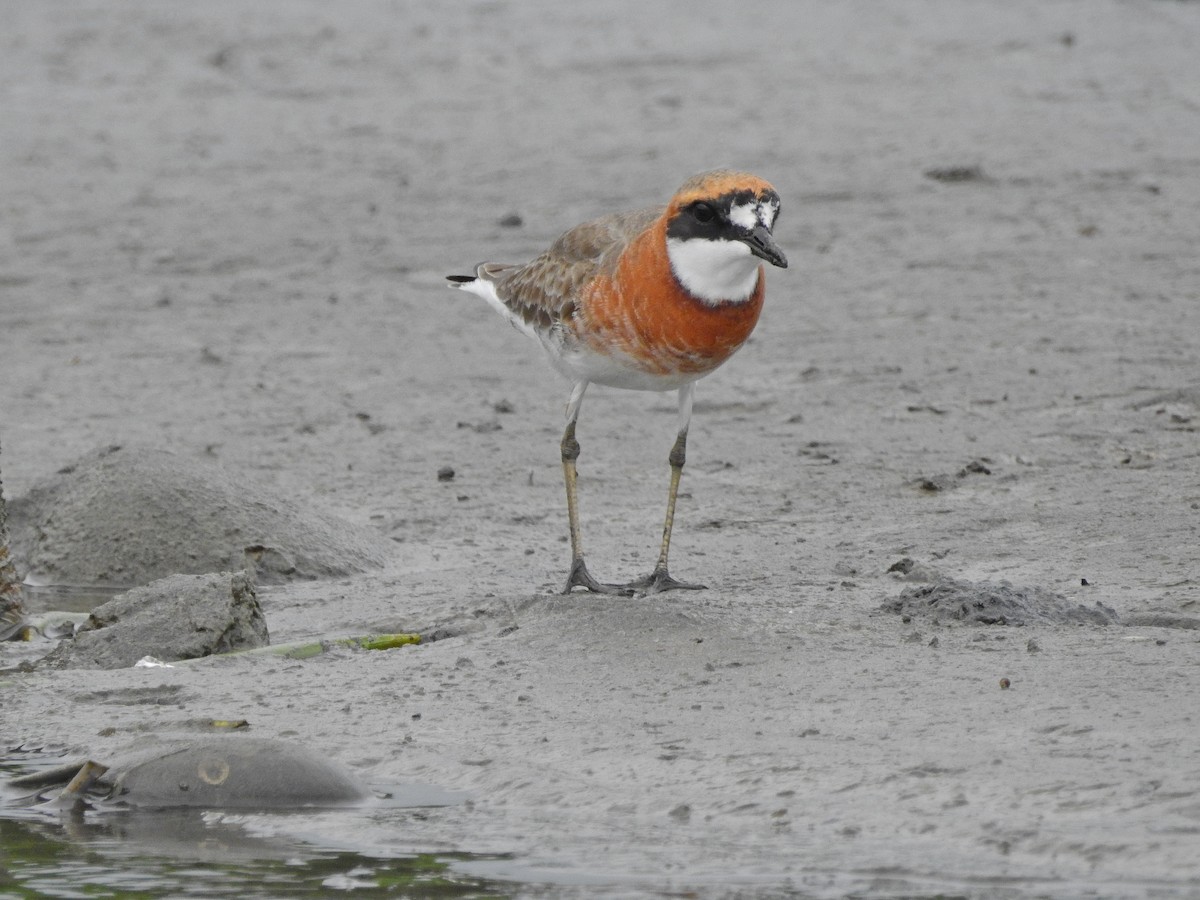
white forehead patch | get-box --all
[728,201,759,231]
[760,197,779,228]
[729,198,779,232]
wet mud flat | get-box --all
[3,0,1200,897]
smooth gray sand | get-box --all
[2,2,1198,895]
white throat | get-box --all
[666,237,761,305]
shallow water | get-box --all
[0,813,514,899]
[3,738,1188,898]
[2,803,1164,900]
[17,583,126,615]
[0,749,512,899]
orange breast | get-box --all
[574,219,765,379]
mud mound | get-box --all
[882,578,1119,626]
[8,445,393,587]
[37,571,267,670]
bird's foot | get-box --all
[622,568,707,594]
[563,559,635,596]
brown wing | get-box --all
[485,206,662,331]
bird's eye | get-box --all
[692,202,716,224]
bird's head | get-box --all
[664,170,787,305]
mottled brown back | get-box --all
[485,207,662,331]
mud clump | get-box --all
[882,577,1119,626]
[36,571,267,669]
[7,444,394,587]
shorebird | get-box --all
[448,170,787,594]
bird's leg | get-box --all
[560,383,631,595]
[625,384,706,594]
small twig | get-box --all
[160,632,422,664]
[58,760,110,800]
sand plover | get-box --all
[448,170,787,594]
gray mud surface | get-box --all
[9,443,393,585]
[2,2,1199,896]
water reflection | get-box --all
[0,748,513,898]
[0,811,513,898]
[18,582,127,615]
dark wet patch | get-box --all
[882,577,1119,626]
[1121,613,1200,630]
[910,459,994,493]
[1130,385,1200,410]
[69,684,195,706]
[924,164,986,183]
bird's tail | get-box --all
[447,263,518,289]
